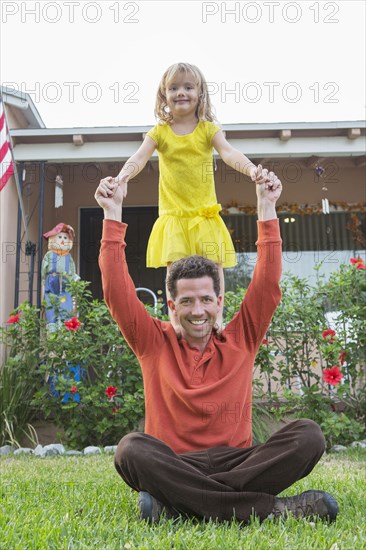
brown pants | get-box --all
[114,419,326,522]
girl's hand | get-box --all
[116,174,129,198]
[250,164,271,184]
[95,177,123,211]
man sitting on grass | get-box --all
[95,173,339,524]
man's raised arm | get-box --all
[95,179,163,358]
[229,174,283,351]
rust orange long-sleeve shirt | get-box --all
[99,219,282,454]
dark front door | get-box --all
[79,207,166,305]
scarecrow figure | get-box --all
[41,223,77,332]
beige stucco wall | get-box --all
[42,155,366,220]
[0,176,42,324]
[0,174,18,322]
[1,105,33,360]
[0,105,41,333]
[1,104,24,336]
[214,158,365,206]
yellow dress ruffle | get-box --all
[146,204,237,268]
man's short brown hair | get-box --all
[166,256,220,300]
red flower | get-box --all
[323,366,344,386]
[339,351,347,365]
[105,386,118,399]
[70,386,78,394]
[64,317,81,331]
[7,313,20,324]
[262,339,269,345]
[350,257,366,269]
[322,328,336,343]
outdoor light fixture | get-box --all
[284,217,296,223]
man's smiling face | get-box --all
[168,276,222,351]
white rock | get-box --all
[104,445,117,453]
[0,445,15,456]
[44,444,65,456]
[351,441,366,449]
[330,445,348,453]
[34,444,44,456]
[32,444,65,458]
[84,446,101,455]
[13,448,34,455]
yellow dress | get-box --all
[146,121,237,268]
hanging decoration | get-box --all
[55,174,63,208]
[315,166,325,177]
[322,198,330,215]
[314,164,330,214]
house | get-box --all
[1,86,365,329]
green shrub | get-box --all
[253,258,366,448]
[0,303,42,446]
[1,280,145,448]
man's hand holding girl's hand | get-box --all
[256,173,282,203]
[98,174,129,198]
[250,164,268,184]
[95,177,124,216]
[250,164,280,189]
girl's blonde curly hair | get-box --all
[154,62,217,124]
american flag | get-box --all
[0,96,14,191]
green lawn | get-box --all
[1,450,365,550]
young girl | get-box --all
[100,62,275,327]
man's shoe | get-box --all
[138,491,178,523]
[271,490,339,522]
[138,491,163,522]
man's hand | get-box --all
[95,177,123,220]
[256,172,282,221]
[256,174,282,203]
